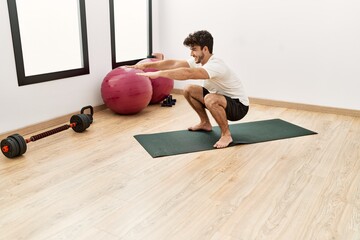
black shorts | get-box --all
[203,87,249,121]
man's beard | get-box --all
[195,53,204,64]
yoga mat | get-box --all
[134,118,317,158]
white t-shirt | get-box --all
[187,55,249,106]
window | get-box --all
[109,0,153,68]
[7,0,89,86]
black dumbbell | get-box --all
[1,105,94,159]
[161,95,176,107]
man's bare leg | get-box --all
[204,94,233,148]
[183,85,212,131]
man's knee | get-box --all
[184,84,196,93]
[183,85,192,99]
[183,84,201,97]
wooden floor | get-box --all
[0,93,359,240]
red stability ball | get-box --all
[138,58,174,104]
[101,67,153,115]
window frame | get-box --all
[109,0,153,68]
[7,0,90,86]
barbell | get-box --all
[1,105,94,159]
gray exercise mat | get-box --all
[134,118,317,158]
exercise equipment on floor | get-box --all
[1,106,94,159]
[138,58,174,104]
[101,67,153,114]
[161,95,176,107]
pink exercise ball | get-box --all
[101,67,152,114]
[138,58,174,104]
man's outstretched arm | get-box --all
[137,67,209,80]
[129,59,190,71]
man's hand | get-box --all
[136,71,161,79]
[125,64,146,70]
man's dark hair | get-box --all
[183,30,213,54]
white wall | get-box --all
[0,0,111,134]
[154,0,360,110]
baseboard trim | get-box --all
[0,104,107,140]
[171,88,360,117]
[250,97,360,117]
[171,89,184,95]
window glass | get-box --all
[110,0,152,67]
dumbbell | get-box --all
[1,105,94,159]
[161,95,176,107]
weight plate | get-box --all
[1,137,19,158]
[79,114,91,129]
[10,134,27,156]
[70,115,87,133]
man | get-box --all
[130,30,249,148]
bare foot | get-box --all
[188,123,212,132]
[213,135,233,149]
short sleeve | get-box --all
[202,58,227,79]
